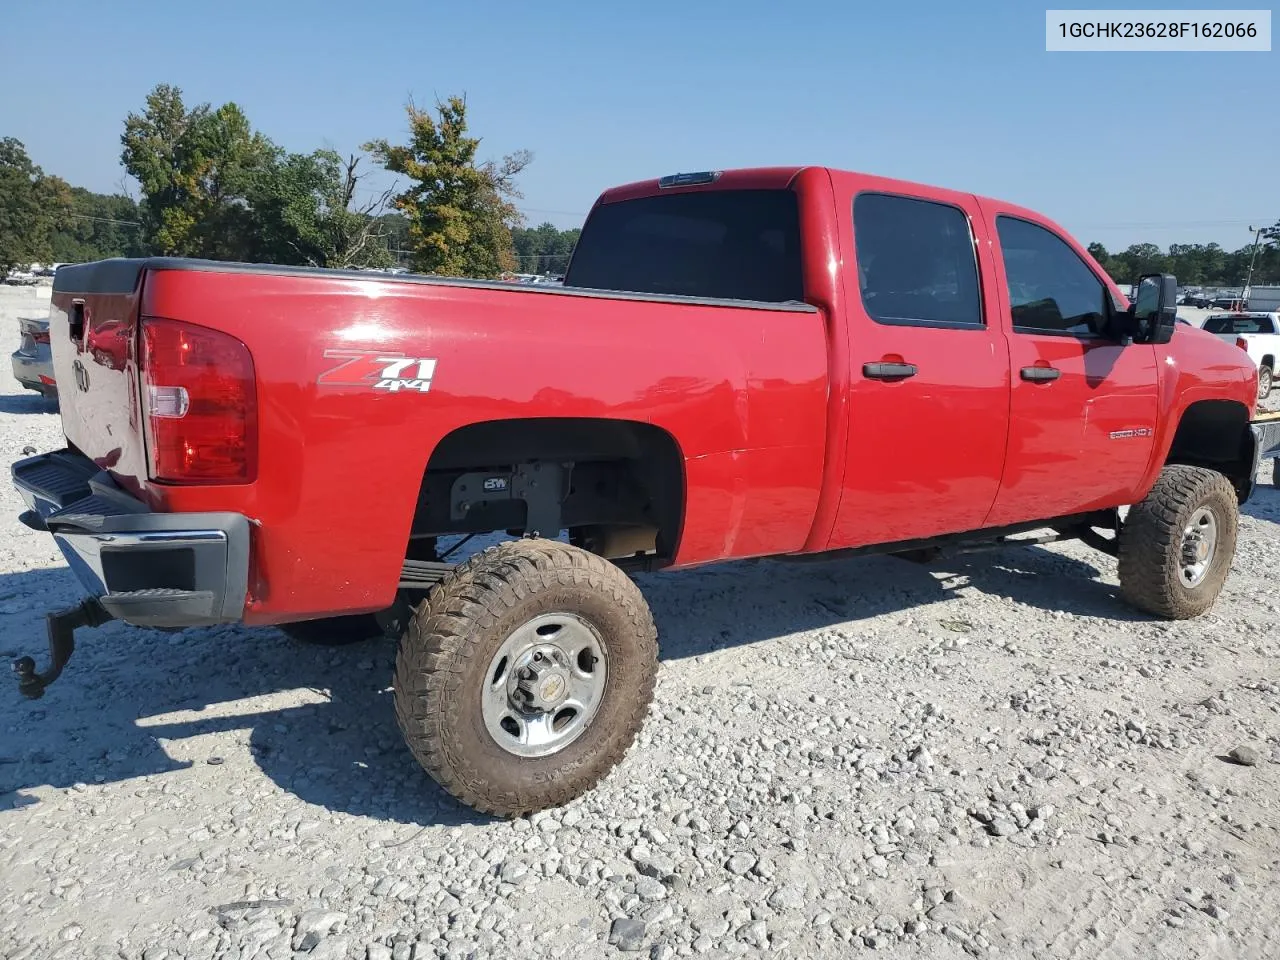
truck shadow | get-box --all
[0,393,59,415]
[1242,478,1280,524]
[0,541,1139,825]
[643,542,1137,662]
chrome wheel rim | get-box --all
[481,612,608,758]
[1179,506,1218,588]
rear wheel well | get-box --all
[1261,355,1275,370]
[411,418,685,567]
[1165,399,1255,500]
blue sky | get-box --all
[1,0,1275,252]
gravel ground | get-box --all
[1,286,1278,960]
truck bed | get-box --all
[47,257,832,623]
[1252,409,1280,462]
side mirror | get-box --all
[1133,273,1178,345]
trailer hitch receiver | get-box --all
[13,598,114,699]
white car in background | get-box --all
[1202,311,1280,399]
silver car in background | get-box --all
[11,315,57,400]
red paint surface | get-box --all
[46,166,1258,625]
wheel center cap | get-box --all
[539,673,566,703]
[512,646,572,713]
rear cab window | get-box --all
[563,189,804,303]
[1203,315,1276,334]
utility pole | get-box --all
[1242,225,1264,306]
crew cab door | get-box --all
[825,184,1011,548]
[978,207,1159,526]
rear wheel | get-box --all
[1117,464,1238,619]
[1259,365,1273,400]
[394,538,658,816]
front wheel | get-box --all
[1259,365,1273,401]
[394,538,658,816]
[1117,464,1238,619]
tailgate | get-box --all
[48,261,150,496]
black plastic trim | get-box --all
[863,362,918,380]
[772,509,1119,564]
[54,257,819,314]
[860,317,986,331]
[1020,366,1062,382]
[99,589,219,627]
[1012,325,1109,342]
[10,449,99,509]
[53,260,148,296]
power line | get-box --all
[518,207,588,218]
[67,214,142,227]
[1077,218,1271,229]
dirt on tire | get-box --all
[393,538,658,817]
[1117,464,1239,619]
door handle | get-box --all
[1020,365,1061,382]
[863,361,918,380]
[69,300,86,344]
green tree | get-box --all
[121,83,276,259]
[1085,242,1118,282]
[120,84,202,255]
[512,222,580,275]
[309,152,395,269]
[366,96,531,278]
[377,211,411,265]
[245,150,394,268]
[50,188,147,263]
[1089,236,1280,288]
[0,137,72,274]
[1107,243,1168,283]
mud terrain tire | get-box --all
[394,538,658,816]
[1118,464,1238,619]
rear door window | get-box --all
[852,193,983,328]
[564,189,804,303]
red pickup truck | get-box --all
[11,166,1272,816]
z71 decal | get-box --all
[318,351,438,394]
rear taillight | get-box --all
[32,330,50,345]
[1236,337,1249,351]
[139,318,257,484]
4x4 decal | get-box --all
[317,350,438,394]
